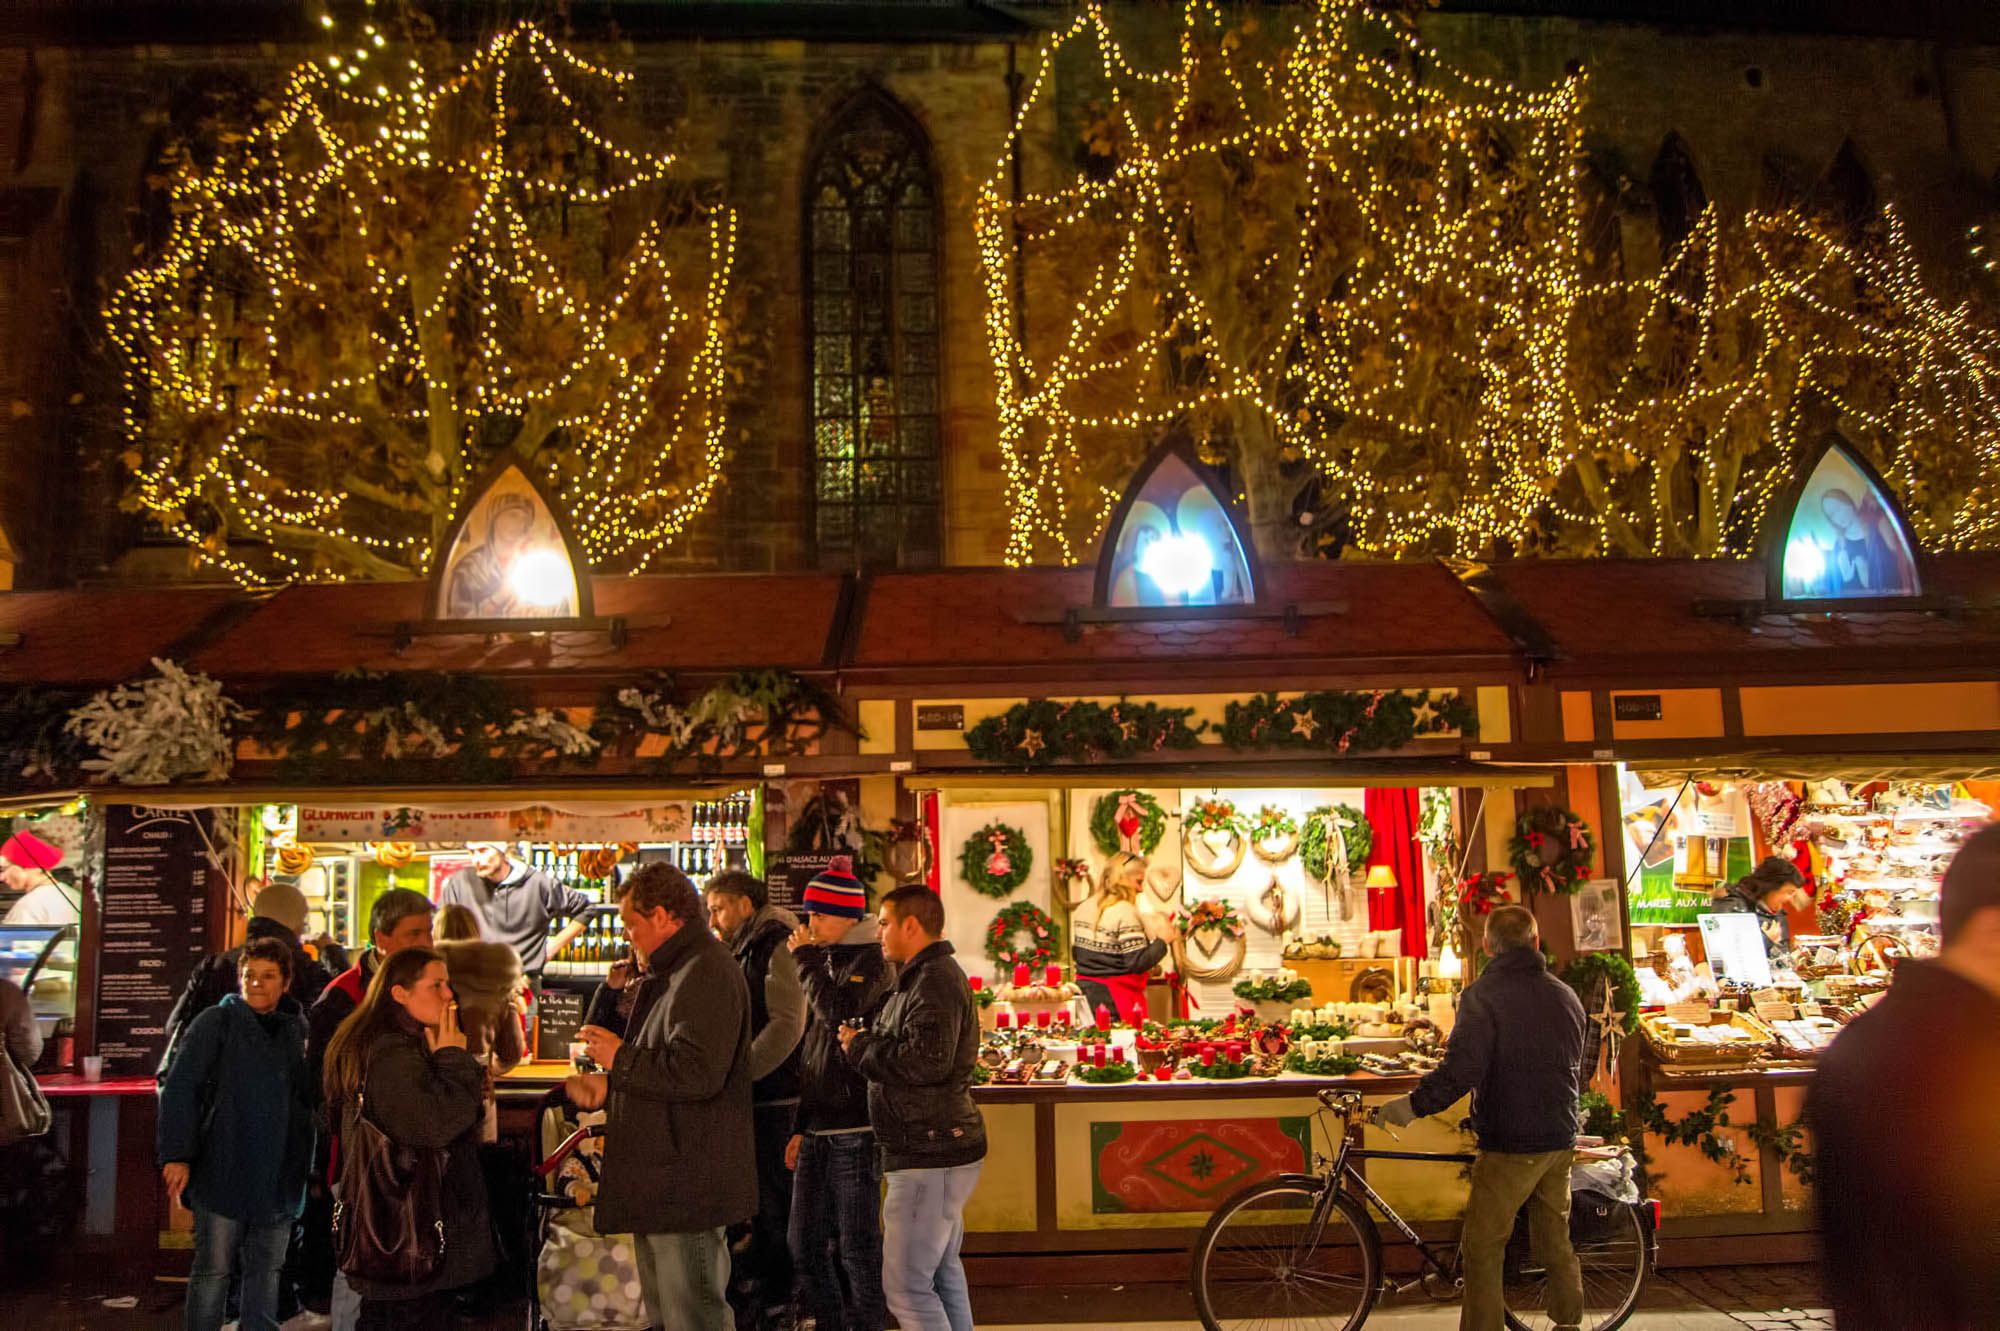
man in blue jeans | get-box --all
[784,857,895,1331]
[840,885,986,1331]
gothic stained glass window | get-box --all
[1777,442,1921,602]
[807,92,942,568]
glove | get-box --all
[1378,1095,1419,1128]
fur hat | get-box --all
[802,855,868,919]
[252,880,310,935]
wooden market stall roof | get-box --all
[187,572,850,682]
[0,585,240,686]
[1474,553,2000,684]
[842,562,1522,685]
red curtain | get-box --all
[1364,787,1428,959]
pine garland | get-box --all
[963,698,1202,767]
[1218,689,1476,754]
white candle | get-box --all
[1439,942,1462,981]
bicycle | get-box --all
[1191,1089,1658,1331]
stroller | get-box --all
[525,1086,650,1331]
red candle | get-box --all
[1094,1045,1107,1068]
[1013,963,1030,987]
[1036,1009,1052,1029]
[1201,1047,1217,1067]
[1045,963,1062,987]
[969,975,984,991]
[1056,1011,1071,1028]
[1112,1045,1126,1063]
[996,1011,1011,1030]
[1094,1003,1112,1032]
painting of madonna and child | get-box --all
[1779,446,1922,601]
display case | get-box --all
[0,922,78,1061]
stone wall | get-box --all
[0,5,1991,586]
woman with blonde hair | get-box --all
[323,947,493,1330]
[1070,851,1177,1025]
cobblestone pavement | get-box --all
[3,1265,1831,1330]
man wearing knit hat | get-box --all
[1812,821,2000,1327]
[784,858,893,1331]
[1,828,78,926]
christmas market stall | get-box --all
[826,443,1616,1282]
[1468,443,2000,1263]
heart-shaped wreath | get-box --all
[1183,797,1247,879]
[987,900,1060,968]
[1510,804,1596,897]
[1172,899,1249,982]
[960,821,1033,899]
[1248,805,1300,864]
[1089,788,1167,856]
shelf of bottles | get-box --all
[543,789,759,979]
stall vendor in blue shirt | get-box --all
[439,842,593,984]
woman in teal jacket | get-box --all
[157,937,313,1331]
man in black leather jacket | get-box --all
[838,885,984,1331]
[1380,905,1587,1331]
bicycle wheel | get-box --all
[1501,1195,1651,1331]
[1193,1177,1380,1331]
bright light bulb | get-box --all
[1438,942,1462,981]
[1138,530,1215,598]
[507,547,573,610]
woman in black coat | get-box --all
[321,947,494,1331]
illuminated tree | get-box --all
[979,0,2000,563]
[107,13,737,585]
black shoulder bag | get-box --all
[331,1083,448,1286]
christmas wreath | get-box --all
[1561,952,1642,1036]
[1284,1050,1363,1077]
[1089,788,1167,856]
[1172,899,1248,982]
[1247,805,1300,864]
[1073,1061,1138,1084]
[1185,1055,1254,1080]
[1183,797,1246,879]
[987,900,1059,968]
[960,821,1033,899]
[1300,805,1372,882]
[1510,805,1595,897]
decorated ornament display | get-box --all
[1510,806,1596,896]
[1183,797,1247,879]
[1247,805,1300,864]
[1089,788,1168,856]
[960,821,1033,899]
[986,900,1061,969]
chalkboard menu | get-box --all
[534,984,590,1062]
[97,805,213,1074]
[764,853,836,914]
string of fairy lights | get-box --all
[975,0,2000,564]
[105,6,736,587]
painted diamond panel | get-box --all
[1090,1116,1311,1214]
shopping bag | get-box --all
[537,1210,649,1331]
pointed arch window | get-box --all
[1774,441,1921,603]
[806,91,942,569]
[1097,445,1257,609]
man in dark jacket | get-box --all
[1812,822,2000,1328]
[159,882,332,1082]
[305,888,433,1331]
[784,858,894,1331]
[1380,904,1586,1331]
[706,870,806,1331]
[839,885,985,1331]
[570,862,755,1331]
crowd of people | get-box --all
[139,847,985,1331]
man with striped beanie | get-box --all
[784,858,894,1331]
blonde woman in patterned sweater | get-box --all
[1070,851,1178,1026]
